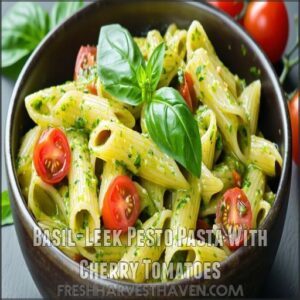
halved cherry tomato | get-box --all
[288,92,299,165]
[179,72,197,111]
[243,1,288,63]
[209,1,244,18]
[74,45,97,94]
[232,170,242,187]
[102,176,140,232]
[216,187,252,250]
[33,128,71,184]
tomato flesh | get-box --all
[74,45,97,94]
[216,187,252,250]
[210,1,244,18]
[243,1,288,63]
[289,92,299,165]
[179,72,197,111]
[34,128,71,184]
[102,176,140,232]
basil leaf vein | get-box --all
[145,87,202,177]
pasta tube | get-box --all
[201,164,223,206]
[16,126,42,197]
[186,48,250,163]
[239,80,261,134]
[249,135,282,177]
[196,106,218,169]
[89,120,189,189]
[186,20,237,97]
[110,209,172,283]
[67,130,100,244]
[53,90,135,130]
[242,165,266,228]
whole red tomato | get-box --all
[288,92,299,165]
[243,1,289,63]
[209,1,244,18]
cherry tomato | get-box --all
[232,170,242,187]
[102,176,140,232]
[216,187,252,250]
[209,1,244,18]
[288,92,299,165]
[74,45,97,94]
[33,128,71,184]
[179,72,197,111]
[243,1,288,63]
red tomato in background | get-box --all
[210,1,244,18]
[288,92,299,165]
[216,187,252,250]
[243,1,289,63]
[102,176,140,232]
[33,128,71,184]
[74,45,98,94]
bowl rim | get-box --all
[5,0,291,289]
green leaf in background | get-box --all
[1,191,13,226]
[50,1,84,29]
[98,24,145,106]
[1,2,49,68]
[145,87,202,177]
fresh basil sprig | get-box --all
[98,24,201,177]
[1,191,13,226]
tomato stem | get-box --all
[280,55,299,85]
[235,0,248,21]
[279,16,299,85]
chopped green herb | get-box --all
[115,160,127,169]
[216,134,223,151]
[31,99,43,111]
[196,65,205,82]
[241,44,247,56]
[148,149,154,156]
[134,154,141,168]
[250,66,261,78]
[176,198,188,210]
[73,117,87,130]
[243,178,251,188]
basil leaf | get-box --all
[136,65,147,88]
[2,2,49,68]
[98,24,145,106]
[1,191,13,226]
[145,87,202,177]
[50,1,84,29]
[146,42,165,92]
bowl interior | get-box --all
[7,0,289,287]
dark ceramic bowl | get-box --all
[5,0,291,298]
